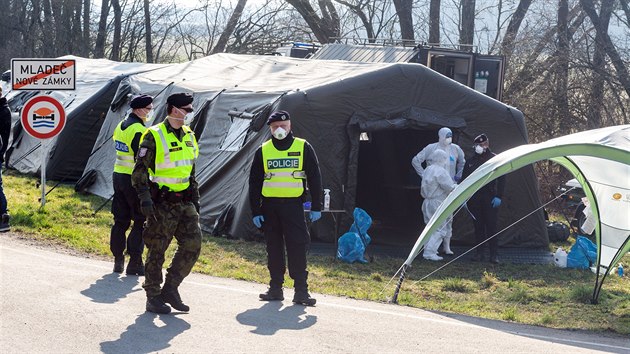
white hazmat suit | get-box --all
[412,127,465,254]
[421,149,457,261]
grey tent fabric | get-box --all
[6,56,166,180]
[81,53,546,246]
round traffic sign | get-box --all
[21,95,66,139]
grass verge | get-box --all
[4,171,630,334]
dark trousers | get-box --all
[110,173,145,258]
[469,196,499,256]
[0,163,6,215]
[262,199,310,290]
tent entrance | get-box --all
[355,128,438,246]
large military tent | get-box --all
[395,125,630,301]
[5,56,165,181]
[80,53,546,246]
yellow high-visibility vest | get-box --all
[143,122,199,192]
[261,138,306,197]
[113,120,146,175]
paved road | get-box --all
[1,235,628,353]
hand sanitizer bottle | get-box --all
[323,189,330,211]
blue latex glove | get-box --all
[491,197,502,208]
[310,211,322,222]
[453,175,461,183]
[252,215,264,228]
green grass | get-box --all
[4,171,630,334]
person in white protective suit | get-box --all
[421,149,457,261]
[412,127,465,254]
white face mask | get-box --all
[444,137,452,144]
[273,127,288,140]
[475,145,485,154]
[145,109,155,122]
[183,112,194,125]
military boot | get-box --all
[161,285,190,312]
[292,290,316,306]
[0,213,10,232]
[259,288,284,301]
[126,257,145,276]
[113,256,124,273]
[146,296,171,314]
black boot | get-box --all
[292,290,316,306]
[126,257,145,276]
[113,256,124,273]
[161,285,190,312]
[259,288,284,301]
[146,296,171,314]
[0,213,10,232]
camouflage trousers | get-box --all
[142,201,201,297]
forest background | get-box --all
[1,0,628,202]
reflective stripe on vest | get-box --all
[145,122,199,192]
[113,120,146,175]
[261,138,306,198]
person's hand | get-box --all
[491,197,502,208]
[138,190,155,217]
[453,175,461,183]
[252,215,264,228]
[310,211,322,222]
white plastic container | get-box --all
[323,189,330,211]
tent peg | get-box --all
[390,264,410,304]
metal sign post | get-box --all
[41,141,47,207]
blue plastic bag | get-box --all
[337,208,372,263]
[567,236,598,269]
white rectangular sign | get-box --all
[11,59,76,91]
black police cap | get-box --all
[129,94,153,109]
[167,92,194,107]
[267,110,290,125]
[473,133,488,144]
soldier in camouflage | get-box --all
[132,92,202,314]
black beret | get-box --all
[167,92,193,107]
[267,110,290,125]
[129,94,153,109]
[473,133,488,144]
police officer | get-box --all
[462,133,505,264]
[132,92,201,314]
[249,110,322,306]
[111,94,152,275]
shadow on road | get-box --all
[236,301,317,335]
[80,273,141,303]
[100,313,191,353]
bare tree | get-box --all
[392,0,414,42]
[285,0,340,43]
[212,0,249,54]
[499,0,532,58]
[94,0,111,58]
[459,0,475,50]
[429,0,441,44]
[144,0,153,62]
[111,0,122,61]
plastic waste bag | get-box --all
[566,236,597,269]
[337,208,372,264]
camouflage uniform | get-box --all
[131,120,201,298]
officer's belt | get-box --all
[262,196,303,204]
[264,171,306,180]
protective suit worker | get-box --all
[462,133,505,264]
[421,149,457,261]
[412,127,465,254]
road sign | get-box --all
[21,95,66,139]
[11,59,76,91]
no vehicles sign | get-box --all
[21,95,66,139]
[11,59,76,91]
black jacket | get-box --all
[462,148,505,202]
[249,133,322,216]
[0,97,11,163]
